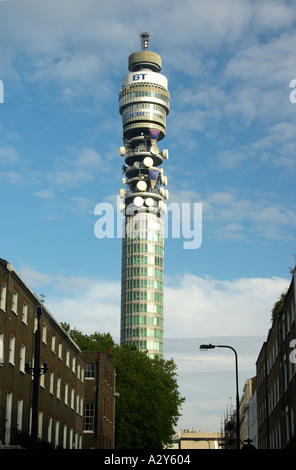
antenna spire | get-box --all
[140,31,150,50]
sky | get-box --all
[0,0,295,434]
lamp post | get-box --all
[25,305,48,448]
[199,343,240,449]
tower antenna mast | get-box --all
[140,31,150,50]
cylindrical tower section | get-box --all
[119,33,169,358]
[121,213,164,356]
[119,49,170,142]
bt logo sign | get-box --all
[133,73,147,81]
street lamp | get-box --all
[199,343,240,449]
[25,305,48,448]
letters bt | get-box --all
[133,73,147,81]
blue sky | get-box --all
[0,0,295,432]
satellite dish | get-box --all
[120,146,126,156]
[143,156,153,167]
[134,196,144,207]
[137,180,147,191]
[145,197,155,207]
[150,143,159,155]
[119,189,125,198]
[159,200,167,213]
[162,149,169,159]
[134,161,140,168]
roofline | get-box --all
[0,258,82,353]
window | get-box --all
[40,369,45,388]
[50,371,54,394]
[22,302,28,324]
[5,392,12,444]
[55,420,60,449]
[72,356,76,374]
[85,364,95,379]
[66,349,70,367]
[0,332,4,365]
[0,284,7,311]
[76,394,80,414]
[17,398,23,431]
[83,402,95,431]
[64,383,68,405]
[51,335,56,353]
[69,428,73,449]
[42,323,47,343]
[48,416,52,443]
[58,342,62,360]
[71,388,75,409]
[63,424,67,449]
[12,290,18,314]
[38,411,43,439]
[9,334,15,365]
[19,344,26,373]
[56,377,61,399]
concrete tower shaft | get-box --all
[119,34,169,358]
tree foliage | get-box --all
[61,322,115,352]
[63,324,185,449]
[271,290,287,323]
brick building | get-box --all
[82,351,115,449]
[0,258,115,449]
[256,268,296,448]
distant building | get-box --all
[0,258,115,449]
[239,377,256,446]
[171,429,221,449]
[248,387,258,448]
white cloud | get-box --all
[47,147,104,188]
[164,274,289,337]
[70,196,95,215]
[18,266,290,340]
[0,171,23,185]
[46,279,121,337]
[19,266,53,287]
[34,188,55,199]
[253,1,296,30]
[0,145,18,164]
[168,189,296,242]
